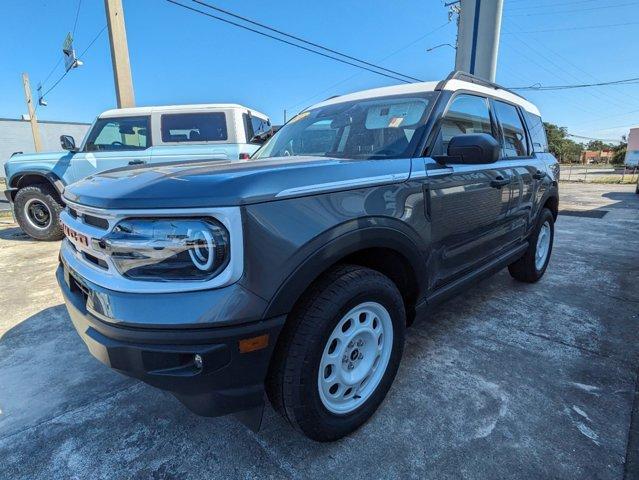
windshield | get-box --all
[254,93,436,160]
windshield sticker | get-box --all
[388,117,404,128]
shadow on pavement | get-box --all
[0,227,31,242]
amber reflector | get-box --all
[239,334,269,353]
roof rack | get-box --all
[435,71,527,100]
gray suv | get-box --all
[56,72,559,441]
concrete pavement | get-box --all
[0,183,638,479]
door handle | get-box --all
[490,175,510,188]
[128,159,146,166]
[532,170,545,180]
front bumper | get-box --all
[56,263,286,417]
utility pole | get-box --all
[21,73,42,152]
[104,0,135,108]
[455,0,504,82]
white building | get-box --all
[0,117,91,177]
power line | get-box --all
[507,0,614,11]
[285,21,452,113]
[191,0,423,83]
[510,76,639,91]
[165,0,418,84]
[71,0,82,37]
[510,1,639,16]
[38,25,107,103]
[502,21,639,34]
[567,133,623,143]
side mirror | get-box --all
[60,135,78,152]
[445,133,500,164]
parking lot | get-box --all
[0,182,638,479]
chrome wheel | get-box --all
[318,301,393,415]
[24,198,52,230]
[535,220,551,271]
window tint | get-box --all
[523,111,548,153]
[494,101,528,157]
[161,112,227,142]
[244,114,270,143]
[251,116,270,136]
[85,117,149,152]
[438,94,493,153]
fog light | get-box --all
[194,354,203,369]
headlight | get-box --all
[96,218,230,281]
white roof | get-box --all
[99,103,269,119]
[309,78,541,116]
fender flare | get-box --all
[262,219,428,320]
[8,170,66,200]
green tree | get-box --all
[611,135,628,166]
[585,140,612,152]
[543,122,584,163]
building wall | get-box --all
[0,118,91,177]
[626,127,639,166]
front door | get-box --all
[73,116,151,180]
[424,93,513,289]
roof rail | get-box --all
[435,70,528,100]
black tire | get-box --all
[266,265,406,442]
[508,208,554,283]
[13,184,65,241]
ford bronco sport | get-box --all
[57,72,559,441]
[4,104,270,241]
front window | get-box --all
[84,116,149,152]
[254,93,436,160]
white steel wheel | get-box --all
[535,220,551,271]
[318,301,394,415]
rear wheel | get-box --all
[266,265,405,441]
[508,207,554,283]
[13,184,64,241]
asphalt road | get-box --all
[0,183,638,479]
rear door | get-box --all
[425,93,513,288]
[74,116,151,179]
[492,100,544,242]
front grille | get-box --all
[66,206,110,230]
[84,214,109,230]
[82,252,108,270]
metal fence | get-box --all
[559,164,639,185]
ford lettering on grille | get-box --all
[63,223,90,248]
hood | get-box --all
[4,150,72,178]
[63,156,412,209]
[7,150,69,163]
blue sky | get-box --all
[1,0,638,143]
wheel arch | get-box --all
[542,194,559,220]
[8,171,65,202]
[262,224,428,325]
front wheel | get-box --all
[266,265,406,441]
[508,207,555,283]
[13,184,65,241]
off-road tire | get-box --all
[14,184,65,241]
[508,207,554,283]
[266,264,406,442]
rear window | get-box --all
[523,111,549,153]
[161,112,228,142]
